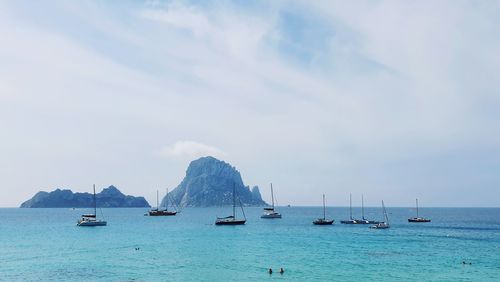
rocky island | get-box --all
[20,185,150,208]
[162,156,267,207]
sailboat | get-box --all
[357,195,379,224]
[313,194,334,225]
[261,183,282,219]
[215,184,246,225]
[340,194,358,224]
[370,200,390,229]
[77,184,107,227]
[408,198,430,222]
[149,189,177,216]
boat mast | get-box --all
[382,200,389,225]
[233,183,236,218]
[271,183,274,210]
[416,198,419,218]
[349,193,353,220]
[239,198,246,220]
[156,190,159,210]
[380,200,384,222]
[323,194,326,220]
[362,194,365,220]
[93,184,97,216]
[165,188,169,211]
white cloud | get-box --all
[141,3,213,38]
[160,141,225,159]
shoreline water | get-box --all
[1,207,499,281]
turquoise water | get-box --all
[1,207,499,281]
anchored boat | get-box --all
[215,184,246,225]
[357,195,379,224]
[370,200,390,229]
[408,198,430,222]
[149,189,177,216]
[341,194,379,224]
[261,183,281,219]
[340,194,358,224]
[313,194,334,225]
[77,185,107,227]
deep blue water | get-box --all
[1,207,499,281]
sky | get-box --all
[0,0,499,207]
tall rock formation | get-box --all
[162,156,267,207]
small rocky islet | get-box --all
[20,185,150,208]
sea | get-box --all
[0,207,499,281]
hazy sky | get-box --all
[1,1,499,207]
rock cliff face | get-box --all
[162,156,266,207]
[20,186,150,208]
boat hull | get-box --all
[370,223,389,229]
[355,220,380,224]
[408,218,431,223]
[313,219,334,225]
[340,220,357,224]
[149,211,177,216]
[362,220,380,224]
[77,220,107,227]
[341,219,379,224]
[215,219,246,225]
[261,213,282,219]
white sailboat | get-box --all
[261,183,282,219]
[370,200,389,229]
[77,184,107,227]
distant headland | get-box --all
[20,185,150,208]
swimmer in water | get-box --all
[279,268,284,274]
[268,268,272,274]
